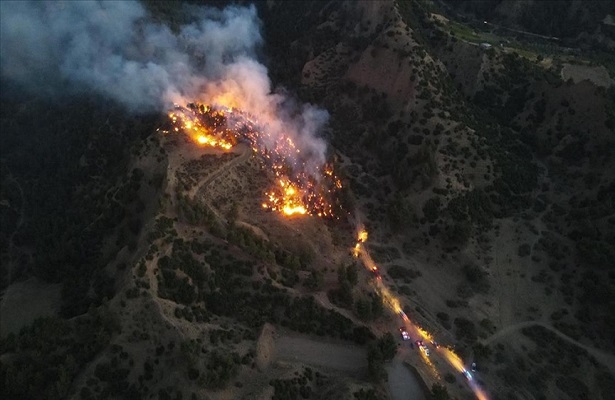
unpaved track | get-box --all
[483,321,615,374]
[189,144,251,200]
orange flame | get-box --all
[264,178,308,216]
[166,102,341,218]
[168,110,234,150]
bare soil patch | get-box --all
[274,331,367,375]
[561,63,614,87]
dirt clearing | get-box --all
[274,333,367,375]
[561,63,613,87]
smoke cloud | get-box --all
[0,0,328,167]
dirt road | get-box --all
[189,144,251,200]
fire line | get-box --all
[164,102,342,218]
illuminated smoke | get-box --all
[0,0,328,171]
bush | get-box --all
[387,195,416,232]
[454,318,477,343]
[445,220,472,244]
[473,343,492,363]
[0,309,119,400]
[198,350,239,389]
[354,388,379,400]
[423,197,441,223]
[436,312,452,329]
[430,383,450,399]
[554,376,589,400]
[462,264,490,293]
[518,243,531,257]
[387,265,422,283]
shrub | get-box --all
[423,197,441,223]
[518,243,531,257]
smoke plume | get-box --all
[0,0,328,167]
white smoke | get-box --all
[0,0,328,168]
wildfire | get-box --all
[264,178,308,216]
[195,134,233,150]
[353,227,369,257]
[358,229,368,243]
[168,107,235,150]
[165,102,341,218]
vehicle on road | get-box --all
[399,327,410,341]
[471,362,476,372]
[415,340,430,356]
[463,369,473,381]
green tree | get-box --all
[337,265,347,284]
[446,220,471,244]
[387,194,415,232]
[228,202,239,223]
[304,270,323,291]
[377,333,397,360]
[367,344,386,382]
[423,197,441,223]
[346,265,358,286]
[473,343,492,363]
[355,298,372,320]
[430,383,450,400]
[370,293,384,318]
[338,280,354,307]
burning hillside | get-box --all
[166,103,343,217]
[0,0,339,215]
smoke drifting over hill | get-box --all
[0,0,328,166]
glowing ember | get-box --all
[165,102,342,218]
[265,179,308,216]
[168,106,234,150]
[353,228,368,257]
[358,229,368,243]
